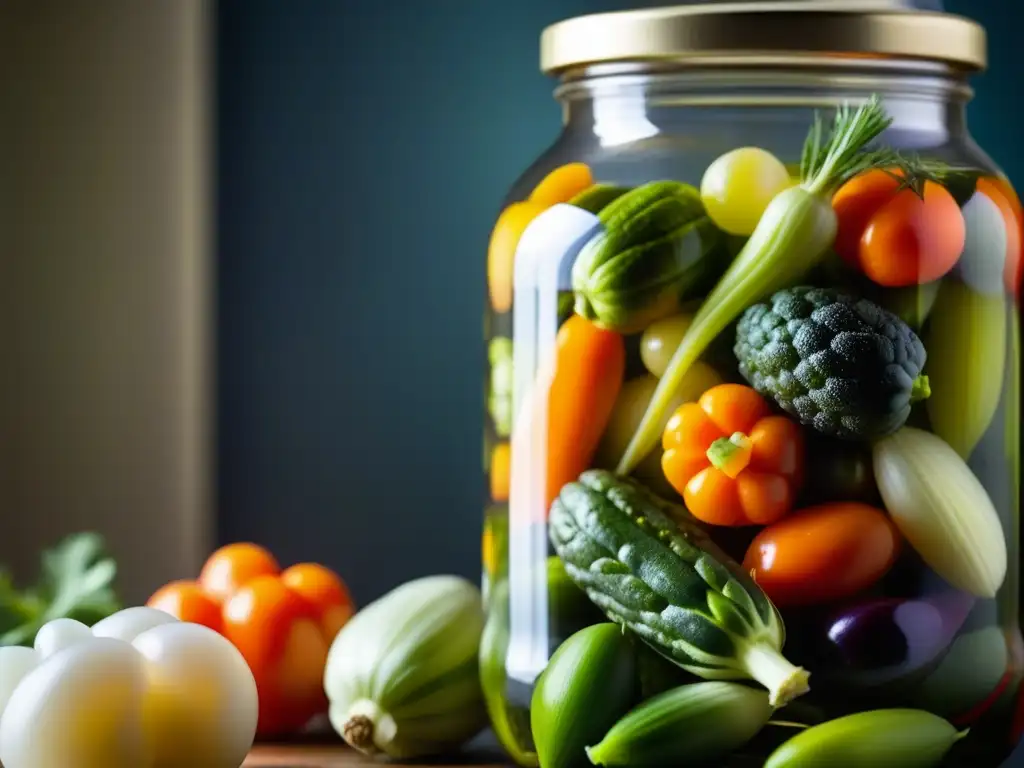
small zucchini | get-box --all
[531,623,637,768]
[585,682,772,767]
[764,709,967,768]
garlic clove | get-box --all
[33,619,93,659]
[132,622,258,768]
[0,638,148,768]
[0,647,40,714]
[91,606,180,643]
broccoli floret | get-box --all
[735,286,929,440]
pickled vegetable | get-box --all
[872,427,1007,598]
[765,709,967,768]
[832,170,966,287]
[742,502,901,607]
[812,591,975,688]
[489,337,513,437]
[700,147,793,236]
[924,280,1006,459]
[735,286,930,441]
[661,384,804,526]
[585,682,772,767]
[549,470,810,707]
[617,97,927,474]
[639,312,694,378]
[529,162,595,208]
[517,315,626,514]
[572,181,725,334]
[530,624,637,768]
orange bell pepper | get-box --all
[661,383,804,527]
[146,543,355,737]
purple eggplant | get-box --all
[811,591,976,688]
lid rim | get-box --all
[540,8,987,76]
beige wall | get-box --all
[0,1,215,603]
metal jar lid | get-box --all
[540,1,987,75]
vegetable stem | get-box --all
[706,432,753,477]
[341,699,398,755]
[910,374,931,404]
[735,640,811,708]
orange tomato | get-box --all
[661,384,804,527]
[742,502,900,607]
[832,170,966,287]
[146,579,223,632]
[281,562,355,641]
[490,442,511,502]
[198,542,281,603]
[528,162,594,208]
[222,575,330,736]
[976,177,1023,296]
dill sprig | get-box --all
[799,95,982,199]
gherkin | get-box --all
[549,470,809,708]
[735,285,930,441]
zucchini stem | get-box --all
[735,640,810,708]
[340,699,398,756]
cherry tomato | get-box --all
[222,575,330,736]
[832,169,966,287]
[146,580,223,632]
[280,562,355,641]
[742,502,900,607]
[198,542,281,603]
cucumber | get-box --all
[586,682,772,766]
[549,470,809,707]
[571,181,726,334]
[531,623,637,768]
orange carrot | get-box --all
[515,315,625,516]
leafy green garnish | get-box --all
[0,533,121,646]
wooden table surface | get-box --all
[244,737,510,768]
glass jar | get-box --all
[481,3,1022,766]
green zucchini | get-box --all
[586,682,772,766]
[531,623,638,768]
[764,709,967,768]
[571,181,726,334]
[925,279,1006,459]
[549,470,809,707]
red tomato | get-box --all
[198,542,281,603]
[222,575,331,736]
[742,502,900,607]
[832,170,966,287]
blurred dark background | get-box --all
[214,0,1023,602]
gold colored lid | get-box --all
[540,2,987,75]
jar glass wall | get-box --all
[481,10,1022,767]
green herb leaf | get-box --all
[0,533,121,647]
